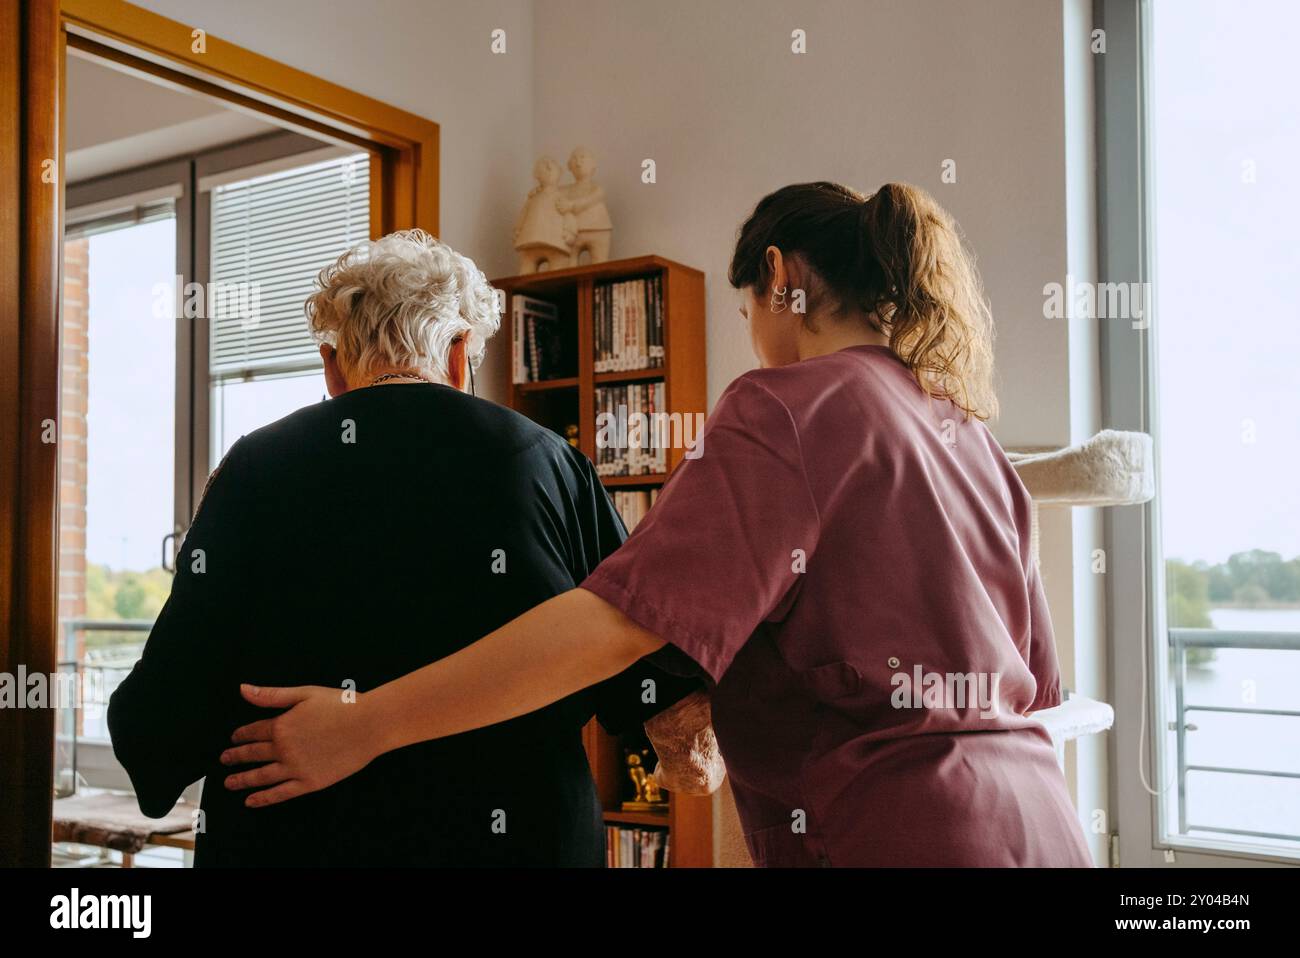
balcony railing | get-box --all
[61,616,150,663]
[57,618,151,795]
[1169,628,1300,845]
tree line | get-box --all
[1167,548,1300,629]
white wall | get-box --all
[532,0,1074,446]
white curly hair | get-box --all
[305,229,500,384]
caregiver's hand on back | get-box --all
[222,684,379,807]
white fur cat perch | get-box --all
[1008,429,1155,750]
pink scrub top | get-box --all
[582,345,1094,867]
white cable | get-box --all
[1134,252,1172,799]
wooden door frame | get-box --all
[0,0,439,866]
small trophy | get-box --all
[621,749,668,813]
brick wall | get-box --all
[60,237,89,666]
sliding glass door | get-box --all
[1102,0,1300,867]
[58,161,193,807]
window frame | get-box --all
[60,161,190,792]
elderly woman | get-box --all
[108,229,704,866]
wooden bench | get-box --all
[52,791,197,867]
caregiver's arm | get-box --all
[373,587,663,749]
[221,588,663,807]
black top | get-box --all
[107,383,701,866]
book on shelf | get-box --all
[612,488,659,532]
[511,294,574,383]
[594,275,664,373]
[605,825,670,868]
[595,380,667,477]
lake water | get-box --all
[1163,608,1300,854]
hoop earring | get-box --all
[770,285,788,314]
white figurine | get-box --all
[557,146,612,265]
[513,156,576,273]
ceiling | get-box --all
[65,52,281,183]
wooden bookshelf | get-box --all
[492,254,711,867]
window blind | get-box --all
[209,152,369,378]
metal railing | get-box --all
[61,616,151,663]
[1169,628,1300,844]
[56,618,151,796]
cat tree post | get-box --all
[1008,430,1155,761]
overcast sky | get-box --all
[1150,0,1300,564]
[84,220,176,573]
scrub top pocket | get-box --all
[797,660,863,703]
